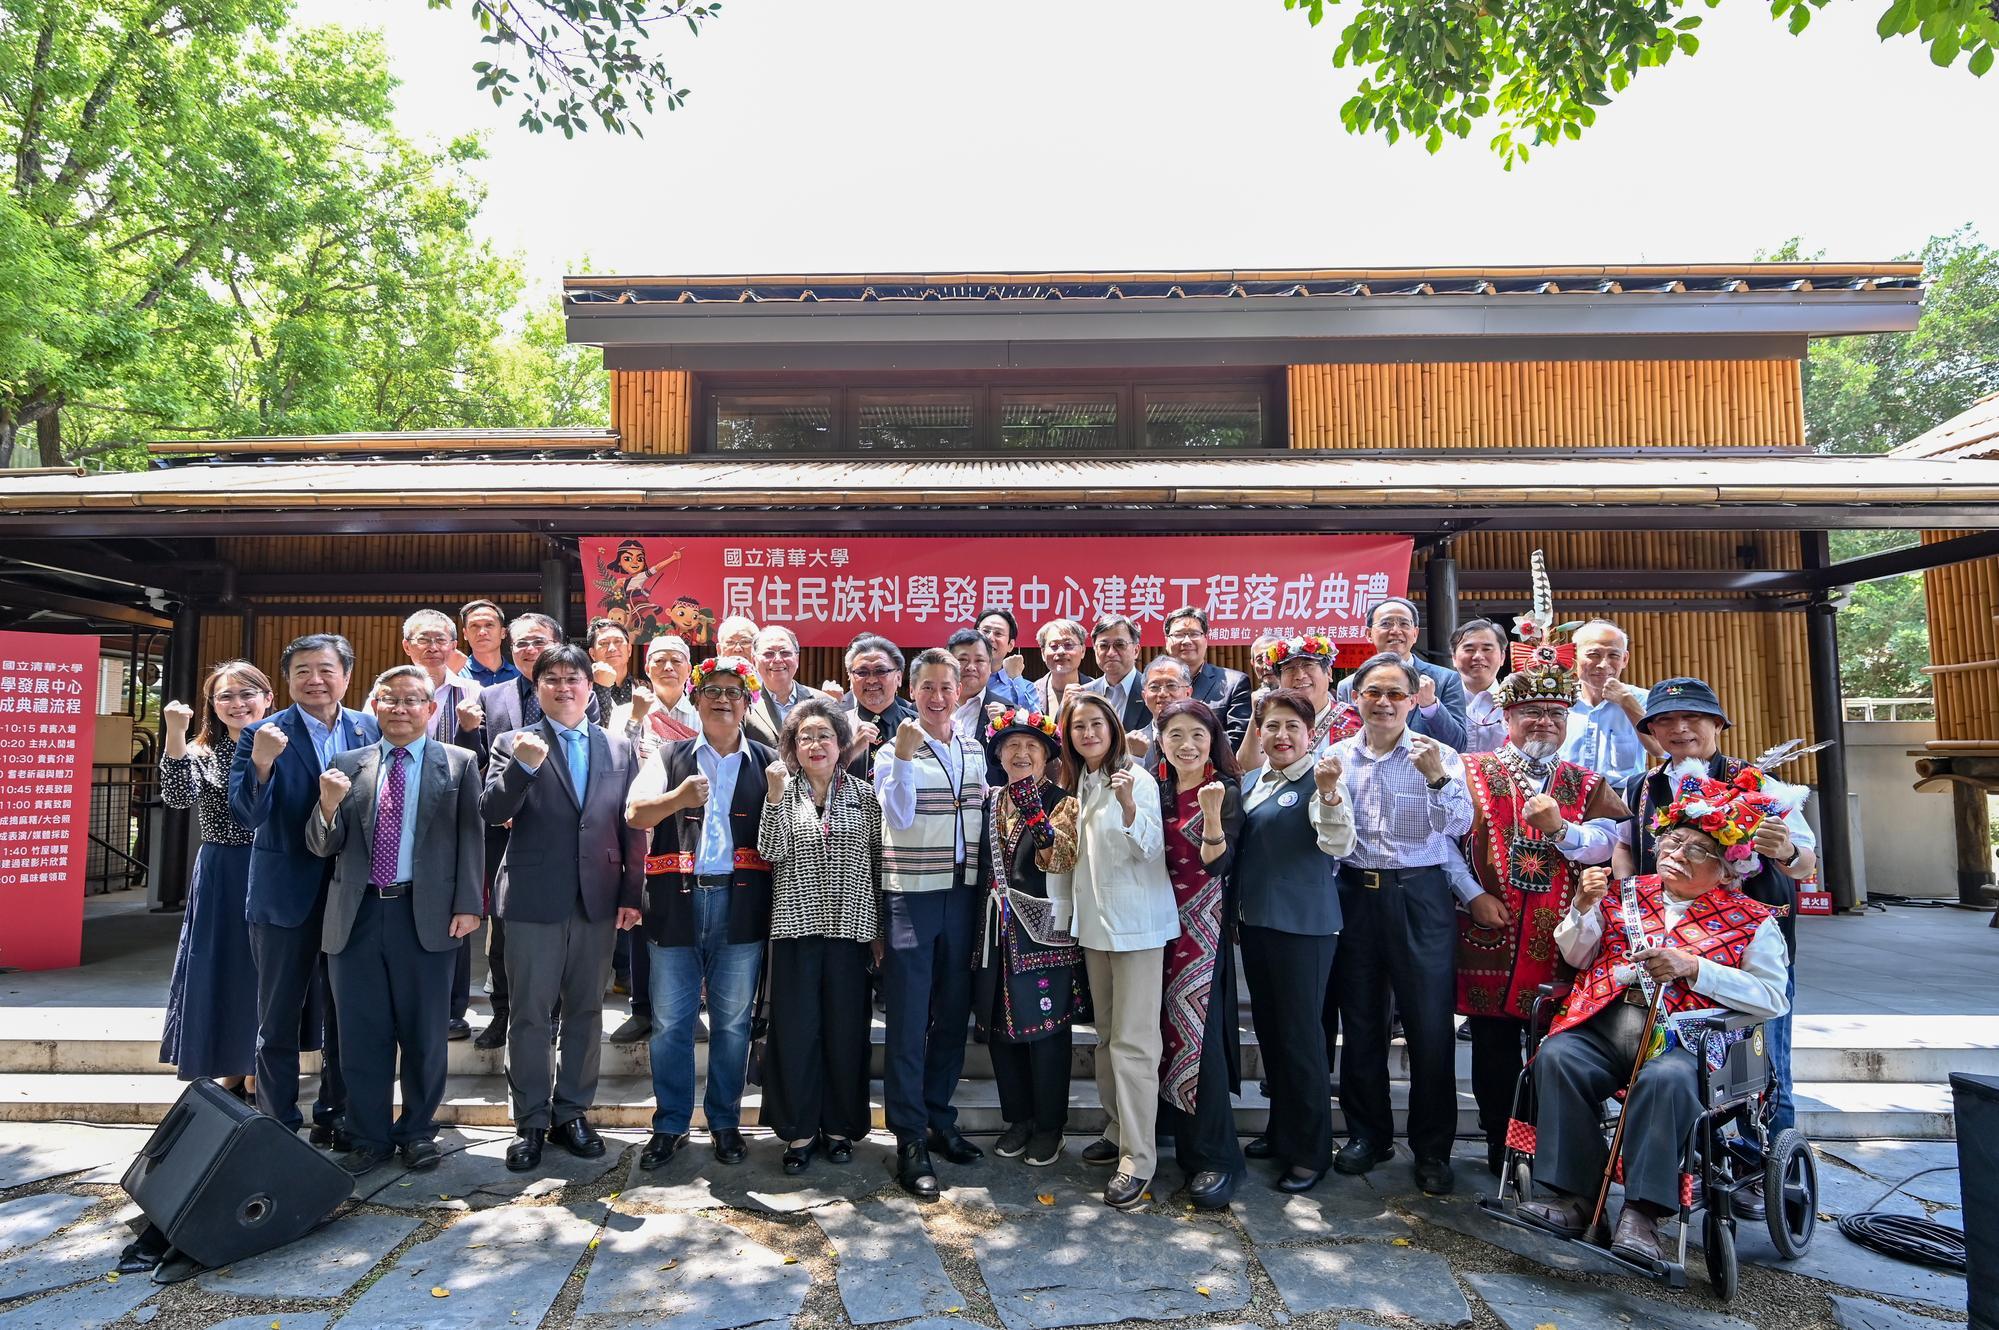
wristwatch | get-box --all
[1425,774,1449,791]
[1782,843,1803,867]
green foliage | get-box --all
[1284,0,1998,166]
[430,0,720,138]
[1,1,604,469]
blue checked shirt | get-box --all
[1329,728,1474,872]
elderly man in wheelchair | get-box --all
[1514,775,1792,1270]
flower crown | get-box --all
[1261,634,1335,671]
[1651,765,1780,864]
[689,655,760,693]
[984,706,1059,742]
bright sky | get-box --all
[298,0,1997,289]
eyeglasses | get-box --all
[513,637,554,651]
[849,666,897,680]
[1143,681,1188,695]
[1513,706,1569,722]
[211,690,266,705]
[759,649,798,660]
[1358,687,1411,703]
[375,694,433,711]
[1165,629,1204,641]
[1095,638,1135,652]
[407,634,453,648]
[1657,832,1722,864]
[795,730,839,747]
[1373,617,1416,630]
[694,685,749,702]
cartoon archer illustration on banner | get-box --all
[593,540,683,640]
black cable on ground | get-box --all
[1833,1164,1967,1272]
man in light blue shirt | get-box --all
[1557,621,1661,784]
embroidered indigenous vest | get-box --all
[1548,874,1772,1037]
[881,734,988,893]
[1455,752,1604,1019]
[641,737,776,947]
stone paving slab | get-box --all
[619,1135,896,1213]
[1821,1141,1964,1209]
[1734,1213,1966,1312]
[889,1320,987,1330]
[0,1216,129,1301]
[361,1127,636,1211]
[1829,1292,1971,1330]
[1466,1271,1757,1330]
[972,1202,1249,1330]
[1357,1142,1491,1204]
[1257,1241,1471,1325]
[199,1316,331,1330]
[0,1124,149,1191]
[1405,1193,1633,1278]
[814,1196,963,1325]
[336,1201,601,1329]
[1815,1155,1933,1220]
[0,1271,157,1330]
[573,1210,809,1330]
[0,1194,94,1257]
[196,1211,420,1299]
[931,1146,1110,1215]
[1231,1172,1411,1245]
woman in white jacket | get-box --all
[1051,691,1178,1210]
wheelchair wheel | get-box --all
[1763,1128,1818,1259]
[1703,1211,1739,1299]
[1513,1158,1533,1202]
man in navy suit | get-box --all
[1164,606,1253,748]
[229,632,379,1144]
[1336,598,1469,751]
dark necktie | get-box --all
[370,748,409,886]
[521,679,543,728]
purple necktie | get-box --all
[370,748,409,886]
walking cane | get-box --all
[1587,980,1668,1242]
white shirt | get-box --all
[1462,683,1506,754]
[1555,889,1791,1020]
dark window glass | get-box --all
[999,395,1120,451]
[713,394,833,451]
[1142,389,1264,449]
[856,394,976,450]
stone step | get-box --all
[0,1071,1955,1140]
[6,1008,1991,1085]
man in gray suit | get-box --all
[1080,615,1152,733]
[481,643,647,1172]
[308,665,484,1175]
[745,625,826,749]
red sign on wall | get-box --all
[0,631,100,971]
[581,535,1414,652]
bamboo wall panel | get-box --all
[1286,360,1805,449]
[1921,533,1997,743]
[217,535,544,576]
[611,370,695,454]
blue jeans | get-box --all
[646,886,763,1135]
[1768,966,1797,1134]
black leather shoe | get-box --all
[639,1131,688,1171]
[1243,1136,1274,1160]
[338,1144,395,1176]
[308,1122,335,1147]
[823,1135,854,1164]
[1187,1170,1235,1210]
[551,1117,606,1159]
[1333,1139,1393,1176]
[1080,1137,1119,1166]
[926,1127,983,1165]
[1276,1165,1327,1194]
[505,1129,545,1172]
[400,1139,442,1171]
[782,1139,817,1174]
[897,1140,939,1200]
[608,1014,652,1045]
[1104,1171,1149,1210]
[473,1014,508,1051]
[1413,1156,1456,1196]
[712,1127,747,1165]
[446,1018,472,1042]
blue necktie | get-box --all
[563,729,588,797]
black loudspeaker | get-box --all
[1954,1073,1999,1330]
[121,1078,353,1270]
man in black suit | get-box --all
[1080,615,1151,734]
[1335,598,1470,751]
[307,666,484,1174]
[1165,606,1253,750]
[479,644,647,1172]
[840,633,915,776]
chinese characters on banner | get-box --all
[0,632,100,971]
[581,535,1414,654]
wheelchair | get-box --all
[1477,982,1819,1298]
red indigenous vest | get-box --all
[1456,754,1604,1019]
[1548,874,1772,1037]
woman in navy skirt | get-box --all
[159,661,273,1089]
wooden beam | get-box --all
[0,580,173,629]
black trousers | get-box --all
[1533,1000,1703,1214]
[486,916,510,1015]
[1320,948,1342,1067]
[762,936,873,1142]
[1467,1014,1528,1169]
[991,1028,1072,1136]
[1158,967,1245,1181]
[880,886,978,1142]
[249,909,346,1132]
[328,891,455,1153]
[1240,924,1337,1173]
[451,933,472,1021]
[1335,864,1457,1161]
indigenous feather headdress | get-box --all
[1492,663,1579,711]
[1510,550,1581,673]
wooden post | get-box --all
[150,599,202,911]
[1952,783,1996,909]
[541,548,572,637]
[1802,533,1859,910]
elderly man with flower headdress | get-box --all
[1520,775,1792,1265]
[1237,635,1361,769]
[1454,664,1629,1178]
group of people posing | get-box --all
[157,594,1817,1252]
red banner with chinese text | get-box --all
[0,631,100,971]
[580,535,1413,653]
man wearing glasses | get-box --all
[1558,620,1664,784]
[624,656,777,1172]
[1080,615,1151,733]
[841,634,916,776]
[1451,665,1628,1178]
[746,625,826,749]
[1124,655,1192,759]
[1164,606,1251,749]
[1335,598,1469,752]
[398,608,482,1036]
[307,666,485,1174]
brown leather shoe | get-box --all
[1610,1205,1665,1265]
[1518,1196,1591,1238]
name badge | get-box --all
[1277,790,1300,808]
